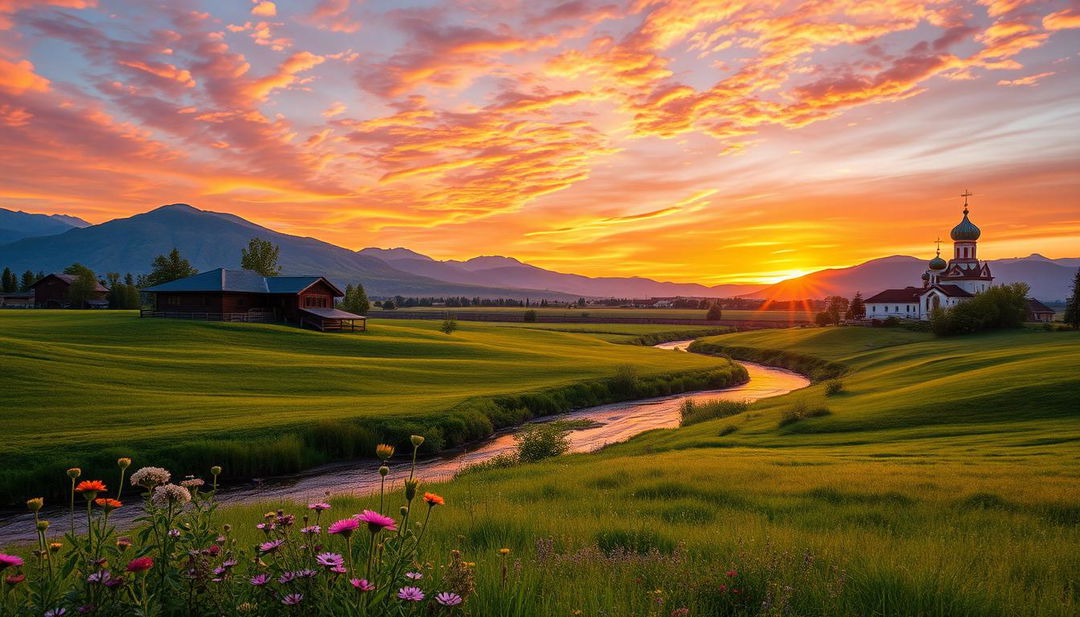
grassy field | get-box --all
[0,310,743,502]
[205,326,1078,616]
[371,306,816,322]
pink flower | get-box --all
[308,502,331,511]
[350,578,375,591]
[0,554,24,570]
[436,592,463,606]
[327,518,360,537]
[300,525,320,534]
[250,574,270,586]
[726,570,737,578]
[405,571,423,580]
[397,586,424,601]
[125,557,153,573]
[259,539,285,553]
[315,553,344,569]
[282,593,303,606]
[355,510,397,533]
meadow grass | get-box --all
[372,307,816,322]
[0,310,738,502]
[204,326,1078,616]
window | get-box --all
[304,295,329,308]
[168,296,181,306]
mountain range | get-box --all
[0,203,1074,302]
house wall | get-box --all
[866,302,919,319]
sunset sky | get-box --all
[0,0,1077,284]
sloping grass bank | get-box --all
[688,340,847,381]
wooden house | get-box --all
[1025,298,1056,323]
[30,273,109,308]
[141,268,365,330]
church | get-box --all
[865,192,993,321]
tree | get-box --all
[846,292,865,321]
[1,267,16,293]
[145,248,197,287]
[67,265,99,308]
[106,272,141,309]
[382,299,397,310]
[1064,268,1080,329]
[706,304,723,321]
[930,283,1030,336]
[241,237,281,277]
[440,315,458,335]
[825,296,849,325]
[814,311,832,327]
[20,270,35,291]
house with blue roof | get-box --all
[142,268,365,331]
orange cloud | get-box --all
[997,71,1054,86]
[0,58,49,94]
[243,51,324,102]
[118,60,196,88]
[251,1,276,17]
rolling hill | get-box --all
[745,254,1077,302]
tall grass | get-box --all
[679,399,749,426]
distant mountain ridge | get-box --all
[746,254,1077,302]
[0,207,90,244]
[358,248,765,298]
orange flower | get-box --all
[75,480,107,493]
[94,498,122,510]
[422,492,444,507]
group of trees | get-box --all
[1065,269,1080,329]
[378,296,558,309]
[1,267,45,293]
[815,294,866,326]
[930,282,1031,335]
[338,283,370,315]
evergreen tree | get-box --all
[352,283,370,315]
[846,292,866,320]
[825,296,849,325]
[1064,268,1080,329]
[145,248,197,287]
[240,237,282,277]
[1,267,16,293]
[67,265,99,308]
[20,270,36,291]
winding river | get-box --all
[0,341,809,544]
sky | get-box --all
[0,0,1078,285]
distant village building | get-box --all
[142,268,365,331]
[30,273,109,309]
[1025,298,1055,322]
[865,193,1046,322]
[0,292,34,308]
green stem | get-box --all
[69,479,76,536]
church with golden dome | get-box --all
[865,192,994,321]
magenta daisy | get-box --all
[308,502,331,512]
[397,586,425,601]
[405,571,423,580]
[436,592,463,606]
[327,518,360,537]
[250,573,270,586]
[356,509,397,533]
[315,552,344,569]
[300,525,320,534]
[350,578,375,591]
[258,539,284,553]
[282,593,303,606]
[0,554,23,570]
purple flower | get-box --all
[45,609,67,617]
[278,571,296,584]
[300,525,320,534]
[330,565,347,574]
[86,571,111,584]
[250,573,270,586]
[0,554,24,570]
[436,592,463,606]
[297,569,318,579]
[167,529,181,538]
[282,593,303,606]
[356,509,397,533]
[220,559,238,569]
[397,586,425,601]
[315,552,344,569]
[104,577,125,589]
[350,578,375,591]
[405,571,423,580]
[308,502,331,512]
[259,539,284,553]
[327,518,359,537]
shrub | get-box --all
[680,399,749,426]
[779,399,831,427]
[823,379,844,396]
[881,316,900,327]
[515,424,570,463]
[523,309,537,322]
[456,452,519,476]
[610,364,639,396]
[440,316,458,334]
[719,425,738,436]
[930,283,1030,336]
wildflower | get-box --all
[250,573,270,586]
[259,540,284,553]
[77,605,95,614]
[315,553,344,569]
[405,571,423,580]
[105,576,125,589]
[379,466,389,477]
[404,478,419,501]
[423,492,445,507]
[168,529,181,538]
[300,525,320,535]
[327,518,360,537]
[116,537,132,550]
[0,554,24,570]
[256,522,275,533]
[66,468,81,480]
[726,570,737,578]
[307,502,331,512]
[75,480,107,498]
[45,609,67,617]
[117,457,131,469]
[436,592,463,606]
[282,594,303,606]
[87,571,112,584]
[276,513,296,526]
[350,578,375,591]
[94,498,122,511]
[220,559,238,569]
[410,435,425,447]
[671,609,690,617]
[376,443,395,460]
[5,574,26,585]
[36,520,50,532]
[278,571,296,584]
[180,478,205,489]
[126,557,153,573]
[296,569,318,579]
[356,510,397,533]
[151,483,191,507]
[49,542,63,553]
[498,548,510,556]
[397,586,425,601]
[26,497,43,512]
[330,566,346,574]
[129,467,170,488]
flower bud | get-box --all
[379,466,389,477]
[36,520,50,531]
[49,542,62,553]
[66,468,81,480]
[400,506,409,517]
[376,443,395,460]
[26,497,43,512]
[117,457,132,470]
[409,435,425,448]
[210,466,222,477]
[404,478,419,501]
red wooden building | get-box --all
[141,268,365,330]
[30,273,109,309]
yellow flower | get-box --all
[26,497,43,512]
[498,548,510,556]
[49,542,62,552]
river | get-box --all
[0,341,809,544]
